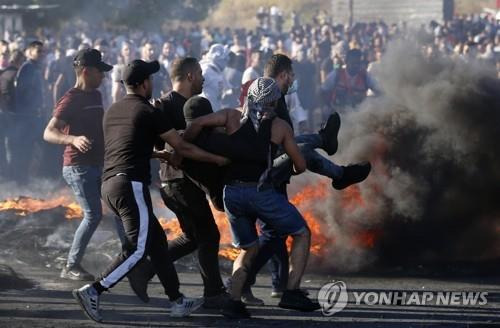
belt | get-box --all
[226,180,273,189]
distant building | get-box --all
[0,4,58,40]
[331,0,449,25]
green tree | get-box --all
[0,0,219,30]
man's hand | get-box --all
[169,151,183,168]
[152,98,162,109]
[70,136,92,153]
[216,156,231,167]
[152,149,171,162]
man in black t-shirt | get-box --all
[155,57,228,308]
[72,59,228,323]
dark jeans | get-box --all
[160,178,225,297]
[242,184,290,292]
[98,175,181,301]
[0,111,8,178]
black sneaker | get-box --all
[278,289,321,312]
[221,299,251,319]
[332,162,371,190]
[61,264,95,281]
[318,112,341,156]
[127,258,155,303]
[203,291,231,309]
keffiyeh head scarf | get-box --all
[241,77,282,190]
[242,77,282,132]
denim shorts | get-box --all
[223,184,307,248]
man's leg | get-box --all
[287,227,311,290]
[275,132,371,189]
[73,177,157,322]
[242,221,288,304]
[252,188,319,312]
[269,242,289,295]
[61,165,103,281]
[161,179,225,297]
[221,184,260,319]
[160,182,198,260]
[73,177,201,322]
[126,178,206,304]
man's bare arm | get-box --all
[160,128,229,166]
[182,108,238,141]
[43,117,92,153]
[276,119,306,174]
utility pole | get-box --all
[349,0,353,27]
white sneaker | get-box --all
[72,284,102,322]
[170,296,204,317]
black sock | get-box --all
[92,282,106,295]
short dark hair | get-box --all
[170,57,199,82]
[264,54,292,78]
[27,40,43,50]
[9,49,24,64]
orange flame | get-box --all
[0,196,82,219]
[159,208,240,260]
[287,181,331,255]
[340,185,365,211]
[352,229,381,248]
[0,178,380,263]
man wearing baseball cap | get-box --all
[71,59,229,322]
[43,48,125,282]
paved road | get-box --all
[1,259,499,328]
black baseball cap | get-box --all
[183,96,214,123]
[73,48,112,72]
[121,59,160,86]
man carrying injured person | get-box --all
[181,77,320,318]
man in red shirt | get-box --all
[43,49,124,281]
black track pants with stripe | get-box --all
[97,175,182,301]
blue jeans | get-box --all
[295,133,343,179]
[223,184,307,248]
[244,134,340,292]
[63,165,125,267]
[271,134,343,187]
[5,114,40,184]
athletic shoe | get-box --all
[221,299,251,319]
[271,288,308,298]
[318,112,341,155]
[203,291,231,309]
[279,289,321,312]
[170,296,204,317]
[270,290,283,298]
[241,290,264,306]
[61,264,95,281]
[72,284,102,322]
[332,162,371,190]
[127,258,154,303]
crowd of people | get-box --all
[0,6,499,323]
[0,9,499,185]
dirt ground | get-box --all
[0,209,499,327]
